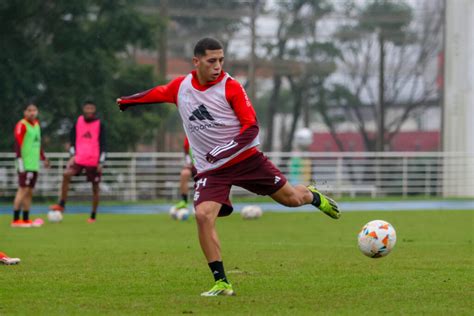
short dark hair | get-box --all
[194,37,223,57]
[24,103,37,110]
[83,100,96,107]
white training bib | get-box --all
[177,73,259,173]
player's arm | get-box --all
[98,122,106,171]
[205,79,259,163]
[14,122,26,172]
[116,77,185,111]
[69,120,76,157]
[183,137,193,167]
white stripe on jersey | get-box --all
[209,140,238,156]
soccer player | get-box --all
[49,101,106,223]
[12,103,50,228]
[117,38,340,296]
[0,252,21,265]
[173,137,197,210]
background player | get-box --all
[173,137,197,210]
[0,252,21,265]
[49,101,106,223]
[117,38,340,296]
[12,103,50,228]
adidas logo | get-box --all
[82,131,93,139]
[189,104,215,121]
[274,176,281,184]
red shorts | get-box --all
[67,163,101,183]
[193,152,287,217]
[18,171,38,188]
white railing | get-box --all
[0,152,473,200]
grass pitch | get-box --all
[1,210,473,315]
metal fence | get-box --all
[0,152,473,200]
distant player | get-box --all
[173,137,197,210]
[0,252,21,265]
[49,101,106,223]
[117,38,340,296]
[12,103,50,228]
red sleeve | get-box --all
[183,137,190,155]
[205,78,260,163]
[225,78,258,133]
[14,121,27,158]
[119,76,185,106]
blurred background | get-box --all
[0,0,472,201]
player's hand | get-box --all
[97,164,103,173]
[43,159,51,169]
[116,98,129,112]
[205,152,218,164]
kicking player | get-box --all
[49,101,106,223]
[0,252,21,265]
[117,38,340,296]
[173,137,197,210]
[12,103,50,228]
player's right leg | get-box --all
[195,201,235,297]
[271,182,340,219]
[174,167,192,209]
[49,171,74,212]
[11,186,28,227]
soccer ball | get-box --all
[175,208,190,221]
[241,205,263,220]
[47,210,63,223]
[294,128,313,147]
[169,206,178,220]
[357,220,397,258]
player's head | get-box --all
[23,103,38,121]
[193,37,224,83]
[82,100,96,120]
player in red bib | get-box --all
[49,101,106,223]
[117,38,340,296]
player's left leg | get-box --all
[271,182,340,219]
[174,167,192,209]
[89,181,100,223]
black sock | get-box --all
[181,194,188,203]
[311,191,321,207]
[59,200,66,207]
[13,210,21,221]
[23,210,29,221]
[90,212,96,219]
[208,261,228,283]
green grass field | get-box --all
[1,210,473,315]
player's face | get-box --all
[83,104,96,119]
[193,49,224,83]
[24,104,38,121]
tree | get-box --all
[333,0,443,151]
[0,0,167,152]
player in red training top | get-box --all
[172,137,197,212]
[117,37,340,296]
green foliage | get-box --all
[1,211,473,314]
[0,0,165,152]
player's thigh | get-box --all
[64,164,81,177]
[269,182,302,206]
[236,155,287,196]
[194,175,233,217]
[85,167,101,184]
